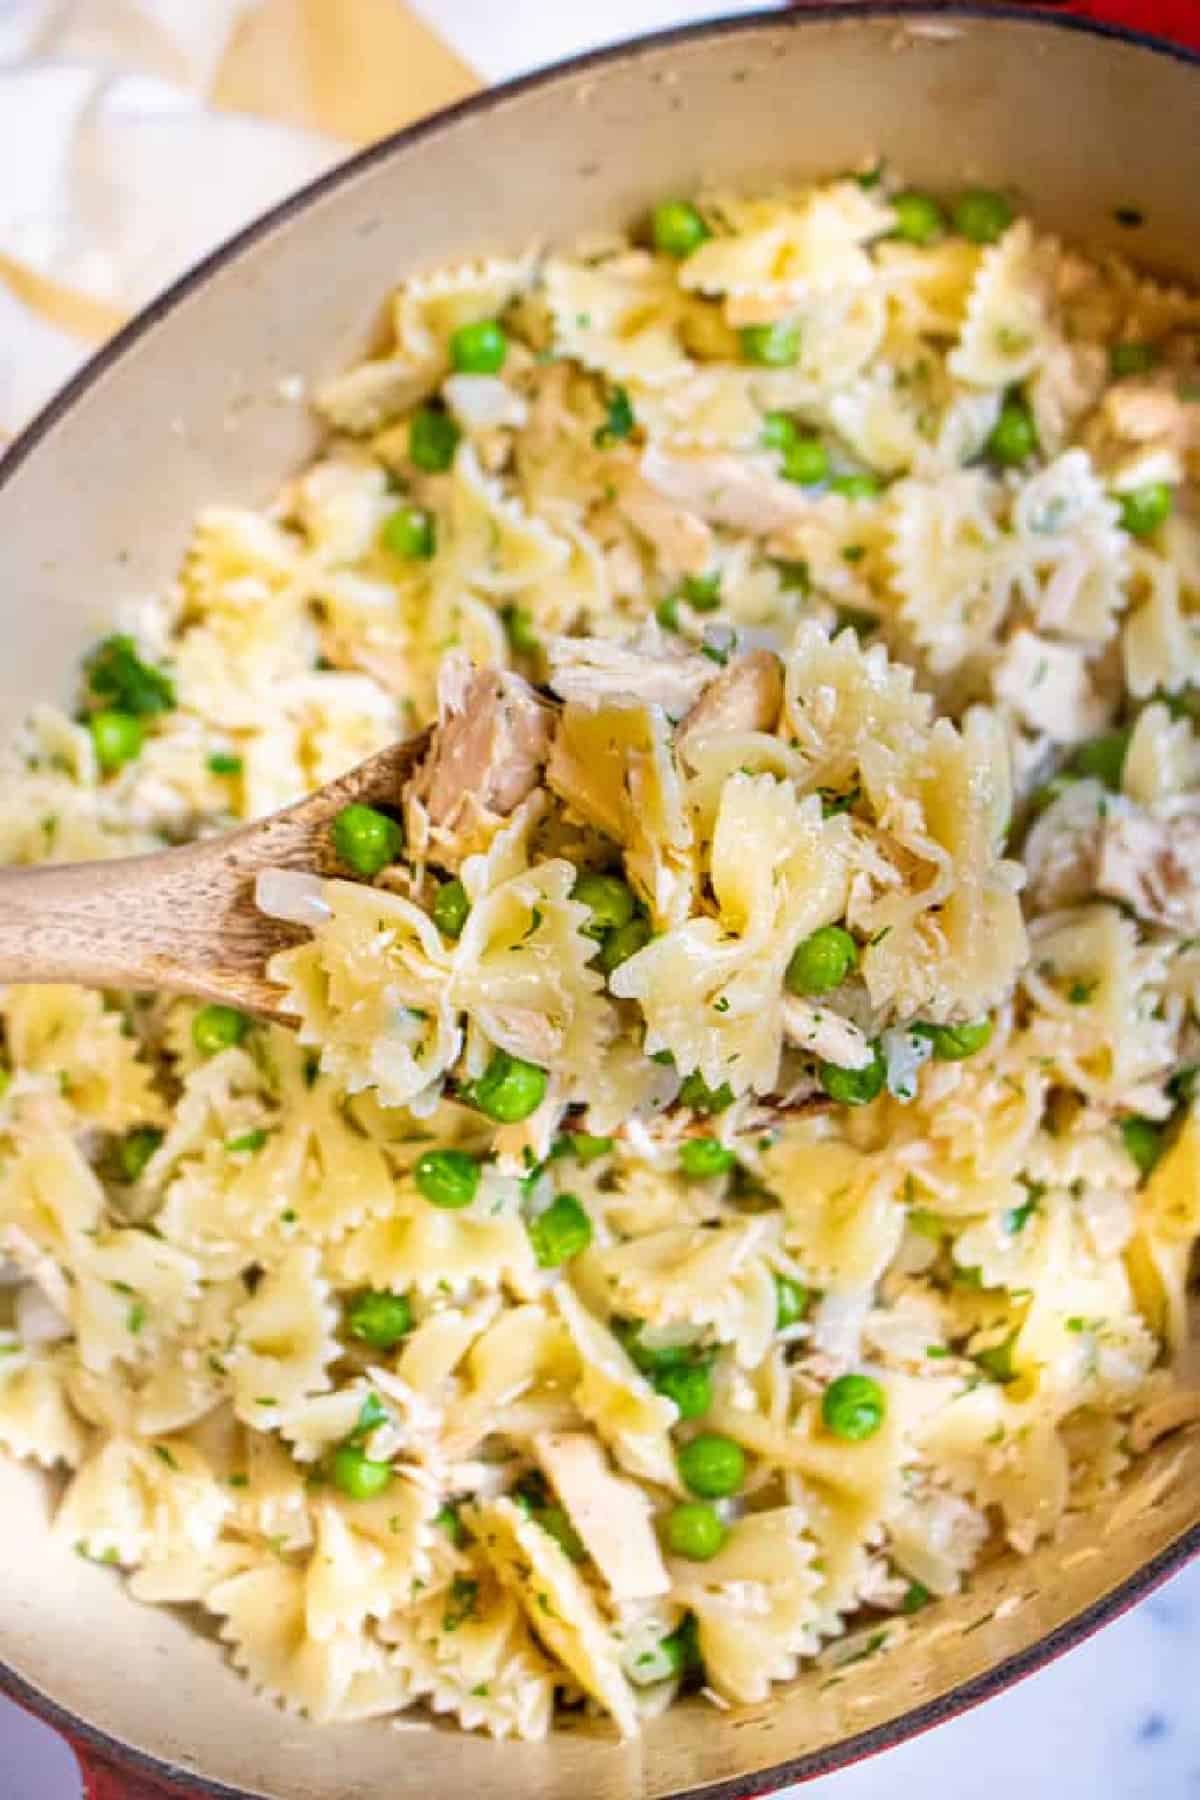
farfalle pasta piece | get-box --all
[1122,549,1200,698]
[883,469,1012,673]
[547,699,694,926]
[268,879,458,1111]
[2,985,162,1132]
[949,220,1062,389]
[335,1177,536,1298]
[306,1480,437,1640]
[55,1435,230,1568]
[208,1558,410,1722]
[611,775,851,1096]
[595,1219,781,1369]
[443,443,572,602]
[669,1507,821,1704]
[544,253,690,387]
[0,1339,86,1468]
[761,1118,906,1291]
[230,1247,339,1427]
[554,1286,678,1488]
[444,1308,581,1458]
[471,1494,639,1736]
[857,708,1027,1019]
[385,1569,558,1741]
[1021,904,1174,1109]
[680,182,891,307]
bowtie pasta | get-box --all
[3,172,1200,1739]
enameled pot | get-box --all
[1,7,1198,1796]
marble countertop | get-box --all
[3,1,1199,1794]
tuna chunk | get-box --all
[640,444,815,535]
[1096,801,1200,932]
[532,1431,669,1599]
[677,649,783,750]
[547,630,715,717]
[404,653,554,866]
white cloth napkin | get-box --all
[0,0,346,437]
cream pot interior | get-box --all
[1,11,1199,1798]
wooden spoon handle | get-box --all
[0,731,429,1018]
[0,839,304,1015]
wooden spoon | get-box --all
[0,732,429,1022]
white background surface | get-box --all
[2,1,1199,1794]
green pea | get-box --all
[331,802,403,877]
[678,1071,735,1114]
[450,318,507,374]
[656,594,680,632]
[782,436,831,487]
[599,916,652,974]
[912,1018,993,1062]
[677,1432,745,1498]
[192,1004,248,1057]
[681,571,722,612]
[654,1362,712,1421]
[469,1050,548,1123]
[678,1137,735,1180]
[572,871,636,940]
[331,1443,392,1500]
[414,1147,481,1209]
[761,411,798,454]
[613,1318,693,1375]
[1119,482,1173,538]
[565,1132,613,1164]
[408,404,460,472]
[821,1372,886,1441]
[84,634,175,717]
[785,924,858,997]
[1121,1115,1163,1178]
[952,188,1013,244]
[118,1127,163,1182]
[651,200,710,258]
[774,1273,809,1330]
[1070,728,1131,790]
[987,394,1038,467]
[432,876,470,939]
[90,709,143,772]
[1110,340,1159,378]
[527,1193,593,1268]
[345,1289,412,1350]
[381,503,436,559]
[819,1043,885,1106]
[538,1503,587,1562]
[501,603,539,658]
[830,473,882,500]
[739,322,801,367]
[664,1500,726,1561]
[206,751,242,776]
[890,191,946,245]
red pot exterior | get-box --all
[75,1742,186,1800]
[789,0,1200,52]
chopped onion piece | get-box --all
[255,868,331,927]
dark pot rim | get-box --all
[1,5,1197,1796]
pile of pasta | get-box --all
[2,172,1200,1740]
